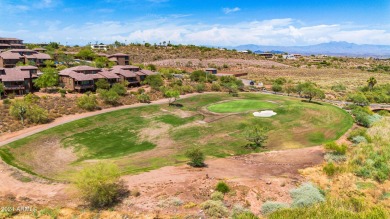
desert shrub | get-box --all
[200,200,229,218]
[324,153,347,163]
[231,204,258,219]
[210,191,224,201]
[351,107,377,127]
[211,82,221,91]
[111,83,127,96]
[130,188,141,197]
[7,93,15,99]
[271,83,283,93]
[268,198,389,219]
[377,110,389,116]
[181,85,194,93]
[137,88,145,94]
[195,83,205,93]
[367,114,382,125]
[137,93,150,103]
[290,183,325,208]
[215,181,230,194]
[159,197,184,207]
[324,142,347,155]
[185,148,205,167]
[347,92,369,106]
[261,201,289,215]
[142,75,164,90]
[351,136,367,145]
[24,93,40,103]
[37,208,60,219]
[331,84,346,92]
[26,105,49,124]
[98,89,120,105]
[323,162,337,176]
[348,128,370,142]
[74,163,127,208]
[77,93,98,111]
[58,89,66,97]
[95,79,110,90]
[3,98,11,104]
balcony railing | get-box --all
[4,85,25,90]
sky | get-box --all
[0,0,390,46]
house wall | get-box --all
[60,76,75,90]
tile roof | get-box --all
[98,70,120,79]
[138,69,157,75]
[0,51,22,59]
[0,68,32,82]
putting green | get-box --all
[207,99,277,113]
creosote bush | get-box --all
[200,200,229,218]
[210,191,224,201]
[290,182,325,208]
[261,201,289,215]
[77,93,98,111]
[323,162,337,176]
[215,181,230,194]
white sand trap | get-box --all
[253,110,277,117]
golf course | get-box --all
[0,93,353,181]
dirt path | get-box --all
[0,92,215,147]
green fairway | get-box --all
[0,93,353,180]
[207,99,277,113]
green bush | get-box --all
[74,163,127,208]
[111,83,127,96]
[98,89,120,105]
[210,191,224,201]
[261,201,289,215]
[137,93,150,103]
[324,142,347,155]
[323,162,337,176]
[185,148,205,167]
[211,82,221,91]
[200,200,228,218]
[77,93,98,111]
[215,181,230,194]
[95,79,110,90]
[290,182,325,208]
[231,204,258,219]
[27,105,49,124]
[351,136,367,145]
[2,98,10,104]
[324,153,346,163]
[195,83,206,93]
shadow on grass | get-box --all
[301,100,323,105]
[169,103,184,108]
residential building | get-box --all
[205,68,217,74]
[91,44,108,51]
[110,65,157,86]
[33,48,47,53]
[0,49,51,68]
[0,37,26,50]
[59,66,119,92]
[108,53,130,65]
[258,53,273,59]
[0,66,38,95]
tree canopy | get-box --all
[34,67,59,90]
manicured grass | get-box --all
[207,99,277,113]
[0,93,353,180]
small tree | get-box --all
[245,126,268,149]
[271,83,283,93]
[94,56,115,68]
[9,99,28,125]
[26,105,49,124]
[164,89,180,105]
[347,92,369,106]
[185,148,205,167]
[77,93,98,111]
[367,77,377,91]
[95,79,110,90]
[34,67,59,91]
[74,163,127,208]
[283,81,296,96]
[301,84,325,102]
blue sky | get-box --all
[0,0,389,46]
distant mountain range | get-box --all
[230,42,390,57]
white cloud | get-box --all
[3,17,390,46]
[223,7,241,14]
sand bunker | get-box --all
[253,110,277,117]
